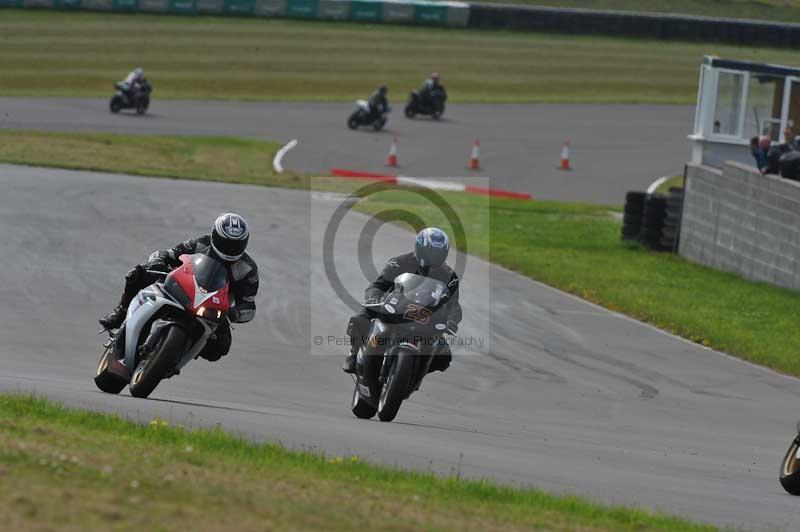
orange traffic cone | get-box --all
[468,139,480,170]
[385,137,398,167]
[559,140,571,170]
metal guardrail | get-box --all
[3,0,798,45]
[467,3,800,47]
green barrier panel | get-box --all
[446,4,469,27]
[224,0,255,14]
[112,0,138,10]
[169,0,196,12]
[413,2,447,25]
[81,0,112,9]
[23,0,55,8]
[0,0,23,6]
[349,0,380,21]
[55,0,82,7]
[381,0,412,23]
[139,0,168,11]
[317,0,346,20]
[196,0,222,13]
[255,0,284,16]
[286,0,315,17]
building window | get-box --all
[713,71,744,137]
[744,75,783,141]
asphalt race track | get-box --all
[1,163,800,531]
[0,98,693,204]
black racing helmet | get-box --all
[414,227,449,270]
[211,212,249,261]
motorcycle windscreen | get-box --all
[392,273,449,308]
[191,254,228,292]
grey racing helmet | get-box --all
[211,212,249,261]
[414,227,449,269]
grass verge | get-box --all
[4,130,800,376]
[461,0,800,24]
[1,10,800,103]
[0,393,715,531]
[0,130,357,192]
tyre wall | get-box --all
[679,162,800,291]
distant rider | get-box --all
[342,227,461,375]
[368,85,390,121]
[419,72,445,109]
[116,67,145,102]
[99,213,259,362]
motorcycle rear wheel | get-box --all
[351,385,377,419]
[136,102,147,115]
[377,351,415,422]
[129,326,186,399]
[94,346,127,394]
[780,436,800,495]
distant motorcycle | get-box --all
[347,100,390,131]
[405,87,446,120]
[109,79,152,115]
[779,420,800,494]
[350,273,455,422]
[94,253,230,399]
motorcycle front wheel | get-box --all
[109,96,123,114]
[780,436,800,495]
[404,104,416,119]
[129,326,186,399]
[377,350,415,422]
[136,102,148,115]
[347,111,360,130]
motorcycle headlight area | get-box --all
[195,306,224,320]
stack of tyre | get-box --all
[621,191,646,241]
[621,189,683,252]
[659,187,684,252]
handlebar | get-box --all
[146,269,169,277]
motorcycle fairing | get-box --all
[124,285,183,369]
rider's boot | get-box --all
[342,340,361,374]
[99,293,133,331]
[342,352,357,374]
[99,305,125,330]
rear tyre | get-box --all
[377,352,415,422]
[351,385,377,419]
[94,346,127,394]
[129,326,186,399]
[347,111,360,130]
[780,437,800,495]
[136,102,147,115]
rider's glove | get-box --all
[148,260,170,273]
[229,300,256,323]
[446,319,459,334]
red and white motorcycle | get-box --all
[95,253,230,398]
